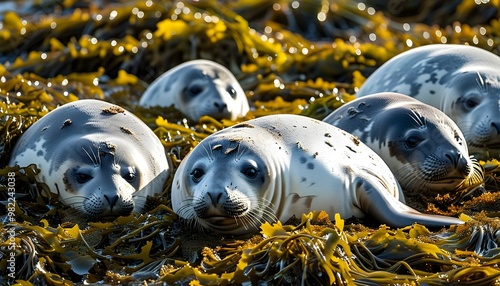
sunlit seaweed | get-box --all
[1,0,500,285]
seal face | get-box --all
[172,114,463,236]
[138,59,250,121]
[323,92,484,195]
[9,99,170,220]
[357,44,500,159]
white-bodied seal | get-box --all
[357,44,500,159]
[138,59,250,121]
[323,92,484,195]
[171,114,463,236]
[9,99,170,220]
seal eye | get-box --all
[186,84,203,98]
[76,173,93,184]
[227,86,237,99]
[242,167,258,179]
[463,97,480,110]
[404,135,422,149]
[123,172,136,182]
[191,168,205,182]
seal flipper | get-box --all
[355,178,464,228]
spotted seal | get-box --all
[8,99,170,220]
[357,44,500,159]
[171,114,463,236]
[323,92,484,195]
[138,59,250,121]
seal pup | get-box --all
[9,99,170,221]
[138,59,250,121]
[171,114,463,236]
[357,44,500,159]
[323,92,484,195]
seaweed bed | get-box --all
[2,0,500,285]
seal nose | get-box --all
[445,151,470,176]
[207,192,223,206]
[214,102,227,113]
[104,195,119,208]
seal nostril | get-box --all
[207,192,223,205]
[104,195,119,208]
[445,151,462,168]
[445,153,454,165]
[214,102,227,113]
[492,122,500,135]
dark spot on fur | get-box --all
[325,141,333,147]
[351,136,360,146]
[300,157,307,164]
[61,119,72,129]
[120,126,134,135]
[41,127,48,132]
[307,163,314,169]
[63,170,77,194]
[102,106,125,114]
[430,90,435,94]
[37,150,43,156]
[324,133,331,138]
[313,152,318,158]
[410,82,422,96]
[301,177,306,182]
[346,146,357,153]
[426,72,439,83]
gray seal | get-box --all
[171,114,463,236]
[357,44,500,159]
[138,59,250,121]
[323,92,484,195]
[9,99,170,220]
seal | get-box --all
[323,92,484,195]
[171,114,463,236]
[8,99,170,221]
[138,59,250,121]
[357,44,500,159]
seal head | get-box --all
[9,99,170,220]
[139,59,250,121]
[324,92,484,195]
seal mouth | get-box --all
[90,214,122,222]
[205,216,237,226]
[428,177,466,184]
